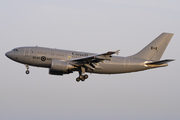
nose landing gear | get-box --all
[26,70,30,74]
[25,65,30,74]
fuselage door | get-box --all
[124,58,130,68]
[24,48,31,57]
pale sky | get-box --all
[0,0,179,120]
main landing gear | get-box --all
[76,74,88,82]
[76,67,89,82]
[25,65,30,74]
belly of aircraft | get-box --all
[89,62,147,74]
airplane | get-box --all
[5,33,174,82]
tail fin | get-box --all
[129,33,174,61]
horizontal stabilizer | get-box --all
[146,59,175,65]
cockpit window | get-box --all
[11,49,18,52]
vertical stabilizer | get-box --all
[129,33,173,61]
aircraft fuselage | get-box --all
[6,46,149,74]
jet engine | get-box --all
[49,60,74,75]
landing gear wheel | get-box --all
[79,75,84,79]
[76,77,80,82]
[77,68,88,82]
[84,74,88,79]
[26,70,30,74]
[81,77,85,81]
[79,75,85,81]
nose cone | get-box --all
[5,51,14,60]
[5,52,10,58]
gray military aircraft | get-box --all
[5,33,174,82]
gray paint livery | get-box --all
[5,33,174,82]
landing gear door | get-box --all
[24,48,31,57]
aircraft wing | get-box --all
[69,50,120,70]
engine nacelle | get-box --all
[49,69,64,75]
[50,60,74,74]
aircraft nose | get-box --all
[5,51,13,59]
[5,52,10,58]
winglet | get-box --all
[115,49,120,55]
